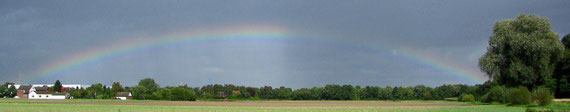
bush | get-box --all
[506,86,532,105]
[532,87,554,106]
[481,86,506,103]
[460,94,475,102]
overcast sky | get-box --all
[1,0,569,88]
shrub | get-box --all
[506,86,532,105]
[460,94,475,102]
[532,87,554,106]
[481,86,506,103]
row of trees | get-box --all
[57,78,481,101]
[67,78,486,101]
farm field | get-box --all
[0,99,531,112]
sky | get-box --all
[1,0,569,88]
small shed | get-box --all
[115,92,132,100]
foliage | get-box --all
[481,86,506,103]
[111,82,125,94]
[0,83,14,98]
[5,84,16,98]
[532,86,554,106]
[51,80,63,92]
[479,14,563,89]
[86,83,105,99]
[61,78,487,102]
[130,85,149,100]
[169,87,196,101]
[152,88,170,100]
[506,86,531,105]
[138,78,159,91]
[459,94,475,102]
[323,85,355,100]
[361,86,379,100]
[434,84,460,98]
[377,86,393,100]
[259,86,273,99]
[275,86,292,100]
[0,85,5,98]
[554,33,570,98]
[292,88,312,100]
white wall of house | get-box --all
[28,93,66,99]
[26,87,66,99]
[115,97,128,100]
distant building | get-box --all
[14,84,75,99]
[114,92,132,100]
[15,85,33,98]
[218,92,228,97]
[231,90,240,94]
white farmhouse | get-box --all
[27,87,68,99]
[114,92,132,100]
[15,84,74,99]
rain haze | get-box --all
[1,0,569,88]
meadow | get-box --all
[1,99,558,112]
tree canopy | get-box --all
[479,14,564,89]
[138,78,159,91]
[554,33,570,98]
[51,80,62,92]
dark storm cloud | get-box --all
[1,0,569,88]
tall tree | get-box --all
[87,83,104,99]
[7,85,16,98]
[52,80,63,92]
[138,78,159,92]
[111,82,125,93]
[479,14,564,89]
[0,85,6,98]
[554,33,570,98]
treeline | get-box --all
[68,78,489,101]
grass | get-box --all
[1,99,565,112]
[509,101,570,111]
[0,103,526,112]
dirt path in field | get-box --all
[18,101,473,107]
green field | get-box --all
[0,99,567,112]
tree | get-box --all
[169,87,196,101]
[275,86,292,100]
[259,86,273,99]
[7,85,15,98]
[362,86,380,100]
[70,88,87,99]
[0,85,6,98]
[506,86,532,105]
[310,87,324,100]
[138,78,159,92]
[111,82,125,93]
[130,85,149,100]
[377,86,393,100]
[323,85,343,100]
[554,33,570,98]
[479,14,564,89]
[51,80,63,92]
[86,83,104,99]
[292,88,312,100]
[246,87,257,97]
[152,88,170,100]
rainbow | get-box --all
[30,25,486,84]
